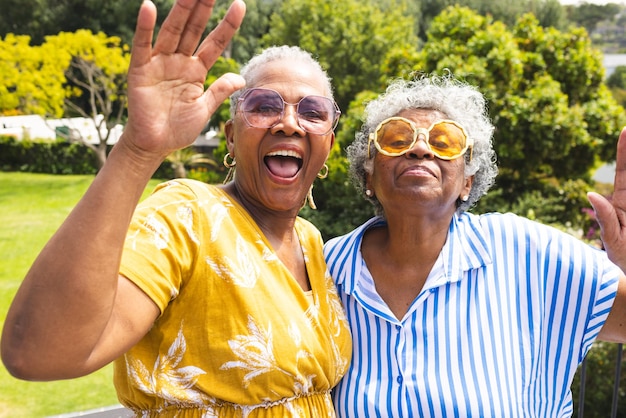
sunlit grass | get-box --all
[0,172,162,417]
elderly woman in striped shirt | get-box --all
[324,74,626,417]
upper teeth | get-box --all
[266,150,302,159]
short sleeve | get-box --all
[120,180,203,314]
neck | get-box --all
[221,182,298,241]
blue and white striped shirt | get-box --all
[324,212,620,417]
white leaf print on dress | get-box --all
[208,203,229,243]
[205,235,259,288]
[220,315,292,388]
[127,325,209,405]
[176,204,199,244]
[143,213,170,249]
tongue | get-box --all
[265,156,300,178]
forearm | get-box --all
[1,138,162,379]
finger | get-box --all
[129,1,158,68]
[613,127,626,197]
[195,0,246,69]
[589,191,617,239]
[153,0,204,55]
[176,0,219,56]
[203,73,246,116]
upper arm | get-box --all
[599,273,626,343]
[86,275,161,371]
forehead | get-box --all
[396,108,448,126]
[247,59,330,99]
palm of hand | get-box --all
[124,53,213,157]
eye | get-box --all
[298,98,331,122]
[242,92,283,115]
[299,109,328,122]
[380,132,413,150]
[250,101,282,115]
[429,134,452,149]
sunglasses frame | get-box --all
[236,87,341,135]
[368,116,473,161]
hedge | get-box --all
[0,135,173,178]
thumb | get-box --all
[204,73,246,116]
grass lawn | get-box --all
[0,172,162,417]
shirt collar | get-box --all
[336,213,492,292]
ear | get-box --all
[461,175,474,199]
[224,119,235,155]
[365,172,373,193]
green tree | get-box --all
[261,0,418,112]
[607,65,626,89]
[0,0,174,46]
[209,0,283,64]
[42,30,130,170]
[414,6,626,229]
[607,66,626,108]
[416,0,566,40]
[0,33,66,116]
[565,2,622,34]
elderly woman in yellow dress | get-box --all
[325,74,626,417]
[1,1,351,416]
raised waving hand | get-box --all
[1,0,246,380]
[122,0,246,161]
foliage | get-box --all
[0,34,66,116]
[0,136,97,174]
[416,0,567,40]
[564,2,622,34]
[571,342,626,417]
[0,30,130,169]
[0,0,174,46]
[42,30,131,170]
[165,147,217,179]
[261,0,418,112]
[415,7,626,228]
[209,0,283,64]
[0,135,177,179]
[607,65,626,108]
[608,65,626,89]
[205,56,241,129]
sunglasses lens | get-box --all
[297,96,336,134]
[374,118,468,159]
[375,119,416,155]
[428,122,466,158]
[240,89,284,128]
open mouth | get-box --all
[264,150,303,178]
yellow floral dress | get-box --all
[115,180,352,417]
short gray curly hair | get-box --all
[229,45,335,117]
[347,74,498,216]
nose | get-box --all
[271,103,306,137]
[405,133,434,159]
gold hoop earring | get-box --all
[317,163,329,179]
[223,153,236,168]
[223,153,236,184]
[306,185,317,210]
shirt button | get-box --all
[397,376,403,384]
[396,325,401,331]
